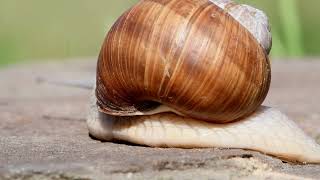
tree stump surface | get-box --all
[0,59,320,179]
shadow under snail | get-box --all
[87,0,320,163]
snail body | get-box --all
[87,0,320,163]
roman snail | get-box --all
[87,0,320,163]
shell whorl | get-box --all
[96,0,271,123]
[89,1,320,164]
[210,0,272,54]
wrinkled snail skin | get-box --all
[96,0,271,123]
[87,91,320,164]
[87,0,320,164]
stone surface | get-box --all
[0,59,320,179]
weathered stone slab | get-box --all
[1,59,320,179]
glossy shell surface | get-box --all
[96,0,271,123]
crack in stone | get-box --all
[0,171,91,180]
[222,154,254,159]
[111,153,259,174]
[110,166,143,174]
[42,115,86,122]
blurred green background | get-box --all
[0,0,319,67]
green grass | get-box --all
[278,0,304,56]
[0,0,320,67]
[0,0,138,67]
[239,0,319,57]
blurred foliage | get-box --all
[0,0,138,66]
[0,0,320,67]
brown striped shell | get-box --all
[96,0,271,123]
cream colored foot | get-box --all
[86,89,115,141]
[87,91,320,163]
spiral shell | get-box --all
[96,0,271,123]
[210,0,272,54]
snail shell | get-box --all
[211,0,272,54]
[88,0,320,164]
[96,0,271,123]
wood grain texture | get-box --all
[96,0,271,123]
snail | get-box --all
[87,0,320,163]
